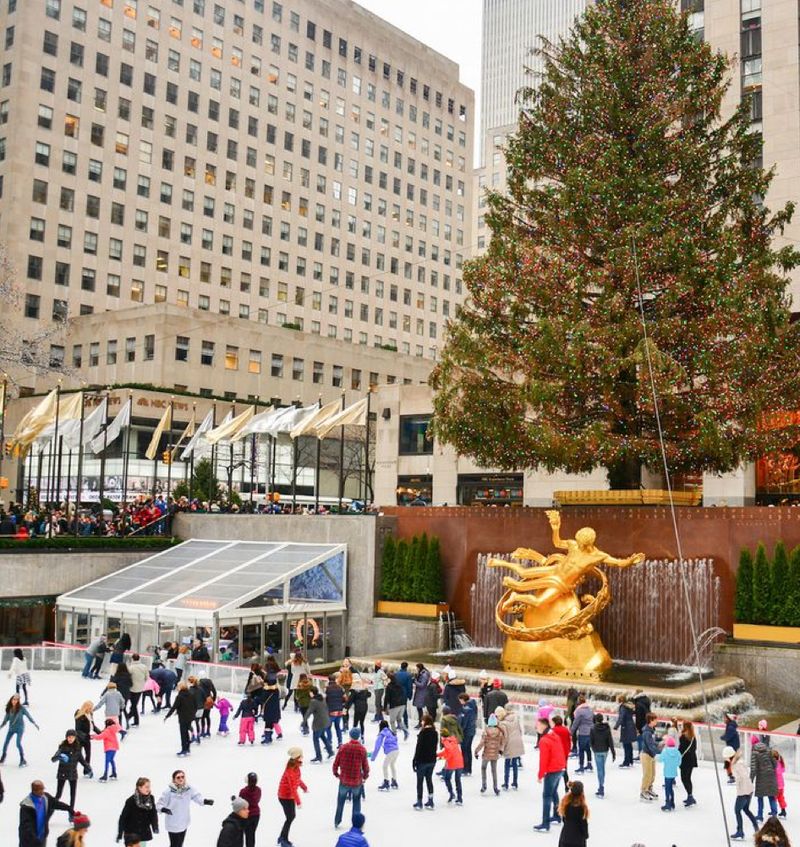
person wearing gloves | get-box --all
[18,779,72,847]
[277,748,307,847]
[588,713,615,798]
[724,746,759,840]
[215,797,249,847]
[10,648,31,705]
[54,811,90,847]
[73,703,99,777]
[117,777,158,844]
[237,773,260,847]
[656,735,682,812]
[436,733,465,805]
[158,769,213,847]
[1,693,39,766]
[371,720,399,790]
[335,811,370,847]
[51,730,89,815]
[475,714,503,795]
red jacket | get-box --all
[332,740,370,787]
[436,735,465,770]
[91,722,121,752]
[277,765,307,803]
[538,730,567,780]
[552,724,572,759]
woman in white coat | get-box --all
[158,769,214,847]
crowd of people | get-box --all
[2,641,794,847]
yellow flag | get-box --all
[9,389,58,447]
[170,413,196,459]
[145,405,173,460]
[314,397,369,439]
[205,406,254,445]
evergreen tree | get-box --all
[734,548,754,624]
[424,536,444,604]
[415,533,430,603]
[787,546,800,627]
[752,544,771,625]
[172,457,222,503]
[395,538,411,602]
[380,535,397,601]
[430,0,800,488]
[403,536,420,602]
[771,541,790,626]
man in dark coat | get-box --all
[19,781,71,847]
[216,797,248,847]
[394,662,414,730]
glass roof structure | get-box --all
[56,539,347,625]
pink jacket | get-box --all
[143,677,159,694]
[537,703,555,720]
[91,722,121,752]
[436,735,465,770]
[215,697,232,716]
[775,759,785,791]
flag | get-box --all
[144,404,172,460]
[170,413,196,459]
[289,399,341,439]
[62,397,107,451]
[10,389,59,448]
[230,406,274,442]
[29,392,84,452]
[180,408,213,460]
[314,397,369,439]
[205,406,254,445]
[89,398,131,455]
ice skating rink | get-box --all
[0,671,796,847]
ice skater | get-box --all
[215,696,232,736]
[158,769,214,847]
[277,747,307,847]
[237,772,261,847]
[234,694,258,745]
[371,719,399,790]
[10,648,31,704]
[51,729,89,815]
[117,777,159,843]
[91,717,122,781]
[18,780,72,847]
[1,693,38,765]
[73,702,99,777]
[475,714,502,795]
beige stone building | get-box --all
[0,0,474,398]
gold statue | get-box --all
[488,510,644,676]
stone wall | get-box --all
[714,642,800,713]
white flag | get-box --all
[314,397,369,439]
[89,398,131,455]
[180,408,214,460]
[289,399,341,439]
[62,397,107,451]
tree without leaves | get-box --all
[430,0,800,488]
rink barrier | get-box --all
[3,643,798,778]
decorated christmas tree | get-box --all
[431,0,800,488]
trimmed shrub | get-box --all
[380,535,397,601]
[734,547,754,624]
[788,546,800,628]
[771,541,790,626]
[751,543,771,625]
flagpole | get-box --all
[228,402,236,503]
[187,401,196,500]
[48,382,62,538]
[210,401,217,504]
[363,388,372,505]
[270,432,277,504]
[73,390,86,537]
[337,390,346,514]
[98,386,110,506]
[166,396,174,500]
[314,396,322,513]
[0,376,7,498]
[250,397,258,508]
[122,392,133,510]
[291,398,300,512]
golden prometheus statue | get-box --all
[488,510,645,676]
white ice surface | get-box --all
[0,671,796,847]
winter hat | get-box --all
[287,747,303,760]
[231,797,248,813]
[492,678,502,689]
[750,735,759,746]
[722,745,736,759]
[665,736,676,747]
[758,719,768,731]
[72,813,91,830]
[351,812,366,830]
[430,672,440,682]
[349,727,362,740]
[593,713,603,724]
[487,715,498,727]
[478,670,489,680]
[494,706,507,720]
[65,729,77,737]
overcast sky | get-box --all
[356,0,484,149]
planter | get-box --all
[376,600,449,619]
[733,623,800,645]
[554,489,702,507]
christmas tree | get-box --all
[431,0,800,488]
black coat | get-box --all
[19,793,70,847]
[109,671,132,701]
[166,689,197,724]
[325,684,345,714]
[678,735,697,770]
[216,813,245,847]
[51,740,87,781]
[349,689,371,718]
[589,722,615,756]
[385,680,407,710]
[262,688,282,725]
[424,683,440,718]
[192,645,210,662]
[118,793,159,840]
[74,713,100,744]
[484,689,508,717]
[412,726,439,768]
[198,678,217,703]
[558,802,589,847]
[633,694,651,732]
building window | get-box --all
[270,353,283,378]
[144,334,155,360]
[106,340,117,365]
[24,294,40,319]
[248,349,261,374]
[332,365,343,388]
[201,341,214,365]
[399,415,433,455]
[225,345,239,369]
[175,336,189,362]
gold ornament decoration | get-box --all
[488,511,644,677]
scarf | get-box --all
[169,782,191,794]
[134,790,155,810]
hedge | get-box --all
[735,541,800,627]
[0,536,180,552]
[380,531,443,604]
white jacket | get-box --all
[129,661,149,694]
[158,783,205,833]
[9,657,28,679]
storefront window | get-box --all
[457,474,523,506]
[396,475,432,506]
[399,414,433,454]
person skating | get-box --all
[51,730,89,815]
[284,651,310,712]
[614,695,636,768]
[214,696,232,737]
[294,674,315,736]
[215,797,248,847]
[496,706,524,790]
[588,713,615,798]
[437,733,464,805]
[571,696,594,774]
[92,682,127,728]
[411,663,430,727]
[347,685,371,742]
[535,717,567,832]
[334,811,370,847]
[484,678,508,719]
[439,705,463,743]
[332,727,370,829]
[557,780,589,847]
[371,719,399,790]
[260,675,283,745]
[772,749,787,818]
[190,638,210,663]
[756,815,792,847]
[54,811,90,847]
[725,746,759,840]
[117,777,158,843]
[632,689,651,760]
[157,769,214,847]
[237,773,260,847]
[441,669,466,716]
[277,747,307,847]
[475,714,502,795]
[174,646,189,683]
[10,649,31,704]
[81,635,106,679]
[678,720,698,807]
[326,675,346,747]
[751,739,779,821]
[18,780,71,847]
[234,694,258,746]
[108,634,131,676]
[73,703,98,777]
[477,671,492,721]
[196,675,217,738]
[458,692,478,776]
[384,672,408,739]
[639,713,660,801]
[164,682,197,756]
[424,672,441,723]
[412,714,438,810]
[552,716,573,792]
[91,717,122,781]
[394,662,414,730]
[371,661,388,722]
[1,693,39,766]
[149,665,177,712]
[721,713,741,785]
[127,655,149,728]
[307,690,335,762]
[656,735,681,811]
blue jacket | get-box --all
[458,699,478,736]
[721,720,740,751]
[335,826,370,847]
[371,727,399,759]
[395,669,413,702]
[150,667,177,692]
[657,746,681,779]
[641,725,659,757]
